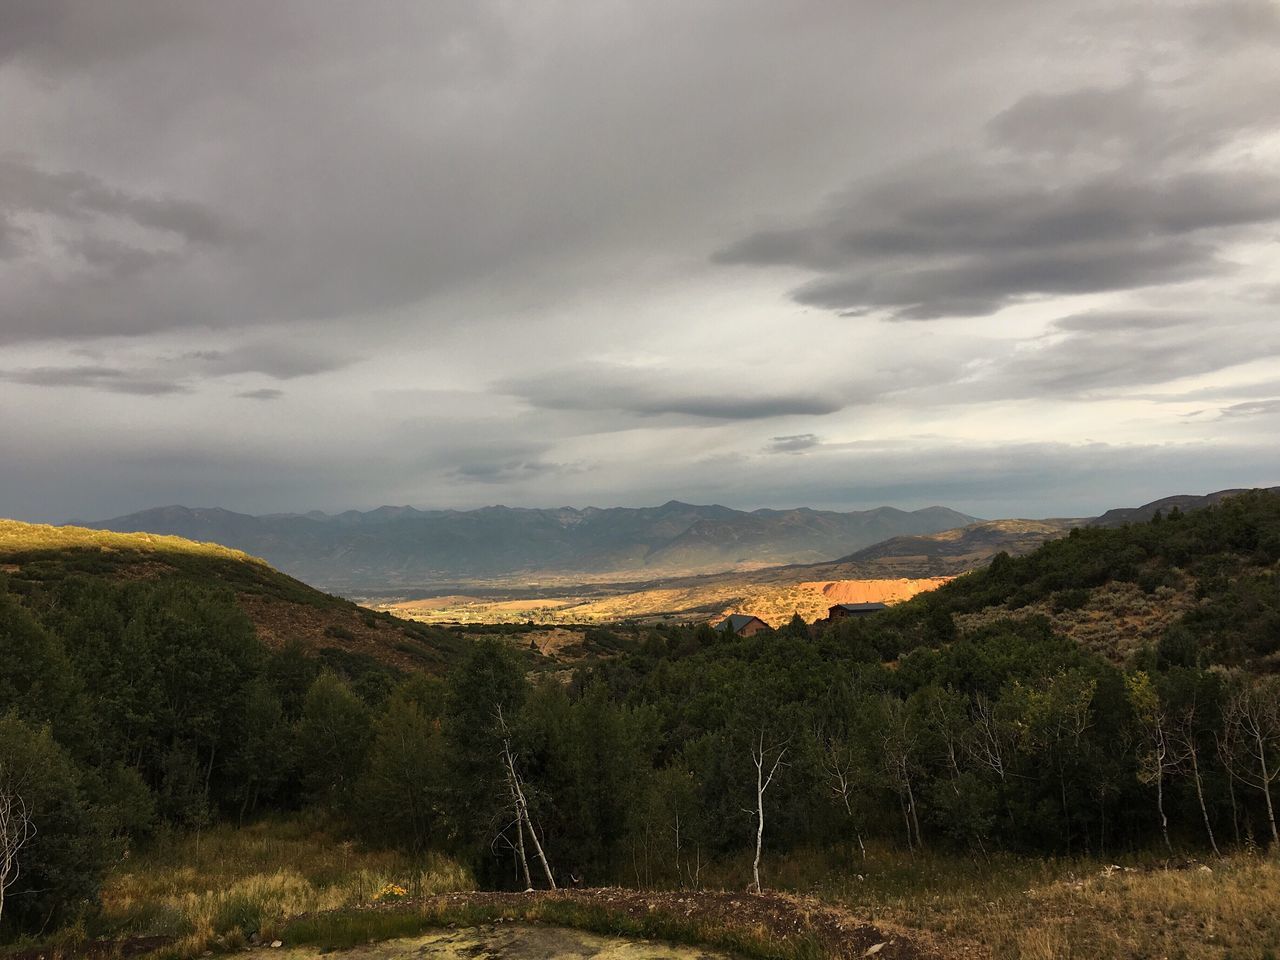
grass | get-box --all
[11,814,1280,959]
[94,817,472,958]
[749,843,1280,959]
[0,518,261,565]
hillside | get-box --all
[78,501,979,590]
[0,518,465,673]
[1091,486,1280,527]
[864,488,1280,670]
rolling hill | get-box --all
[1091,486,1280,527]
[78,501,980,590]
[0,518,466,672]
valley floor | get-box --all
[16,819,1280,960]
[374,576,951,626]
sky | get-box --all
[2,0,1279,523]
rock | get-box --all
[270,941,283,949]
[864,943,886,956]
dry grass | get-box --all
[0,519,260,565]
[97,818,472,957]
[766,845,1280,959]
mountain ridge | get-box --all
[77,501,980,590]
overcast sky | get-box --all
[2,0,1279,522]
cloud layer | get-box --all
[0,0,1277,522]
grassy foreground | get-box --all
[9,821,1280,959]
[761,845,1280,959]
[93,818,471,957]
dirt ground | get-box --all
[275,923,735,960]
[360,889,938,960]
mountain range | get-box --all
[77,501,979,590]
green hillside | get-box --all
[0,518,467,673]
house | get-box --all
[713,613,771,637]
[827,602,888,620]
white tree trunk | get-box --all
[0,773,36,928]
[748,729,787,894]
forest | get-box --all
[1,491,1279,940]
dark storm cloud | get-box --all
[717,64,1280,321]
[498,368,845,421]
[718,163,1280,319]
[0,364,187,395]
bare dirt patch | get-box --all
[335,889,939,960]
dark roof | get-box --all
[715,613,765,632]
[832,602,889,612]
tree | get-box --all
[355,680,447,852]
[497,705,555,890]
[818,728,871,860]
[442,639,528,872]
[0,765,34,928]
[880,696,924,850]
[746,727,788,893]
[1127,672,1178,854]
[1164,670,1223,856]
[295,673,373,808]
[0,714,107,936]
[1222,677,1280,846]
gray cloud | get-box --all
[767,433,823,454]
[719,162,1280,319]
[181,343,354,380]
[498,368,847,421]
[236,388,284,401]
[962,311,1280,400]
[0,364,187,395]
[0,156,234,246]
[717,57,1280,321]
[1218,398,1280,420]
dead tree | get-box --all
[1169,697,1221,857]
[0,766,35,928]
[746,728,788,894]
[1223,680,1280,847]
[819,733,866,860]
[496,706,556,890]
[881,696,923,850]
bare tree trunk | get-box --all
[905,774,923,849]
[748,729,788,894]
[514,811,532,890]
[0,774,36,928]
[1156,766,1172,854]
[1253,727,1280,846]
[898,792,914,851]
[1187,744,1220,857]
[497,707,556,890]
